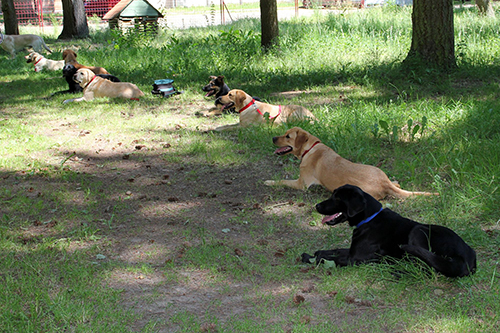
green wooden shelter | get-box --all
[103,0,163,31]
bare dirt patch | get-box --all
[4,100,383,332]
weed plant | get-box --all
[1,4,500,332]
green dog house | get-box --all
[103,0,163,32]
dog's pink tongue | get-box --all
[322,212,341,224]
[274,146,291,154]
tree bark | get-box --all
[476,0,495,17]
[260,0,279,51]
[404,0,456,69]
[58,0,90,39]
[1,0,19,35]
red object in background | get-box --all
[84,0,120,18]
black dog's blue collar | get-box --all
[356,208,383,228]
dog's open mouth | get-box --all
[321,212,344,225]
[221,102,235,111]
[274,146,293,155]
[204,89,216,97]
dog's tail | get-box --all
[41,39,52,53]
[387,183,439,199]
[400,244,476,277]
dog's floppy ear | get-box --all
[344,187,366,217]
[295,129,309,151]
[235,90,246,106]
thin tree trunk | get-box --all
[260,0,279,51]
[404,0,456,69]
[58,0,89,39]
[1,0,19,35]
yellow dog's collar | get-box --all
[301,141,321,159]
[239,99,281,120]
[84,75,97,89]
[239,98,258,113]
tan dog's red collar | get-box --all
[239,99,281,120]
[33,57,42,72]
[239,98,258,113]
[301,141,321,159]
[84,75,97,89]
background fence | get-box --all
[2,0,371,30]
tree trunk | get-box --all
[1,0,19,35]
[58,0,90,39]
[404,0,456,69]
[476,0,495,17]
[260,0,279,51]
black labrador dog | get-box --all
[302,184,476,278]
[51,64,121,96]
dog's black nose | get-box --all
[272,136,278,144]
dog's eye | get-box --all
[286,135,290,139]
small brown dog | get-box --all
[215,89,316,131]
[63,68,144,103]
[62,49,109,75]
[265,127,438,200]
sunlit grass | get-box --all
[1,4,500,332]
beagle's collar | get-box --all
[239,99,281,120]
[84,75,97,89]
[356,208,383,228]
[301,141,321,159]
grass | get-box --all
[1,4,500,332]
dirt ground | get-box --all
[6,99,377,332]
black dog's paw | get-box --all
[301,252,315,264]
[399,244,409,251]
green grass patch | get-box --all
[1,4,500,332]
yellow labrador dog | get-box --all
[63,68,144,103]
[25,52,64,72]
[215,89,316,131]
[0,33,52,58]
[264,127,438,200]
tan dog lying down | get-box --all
[25,52,64,72]
[215,89,316,131]
[264,127,438,200]
[63,68,144,103]
[0,33,52,58]
[62,49,109,75]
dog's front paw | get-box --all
[301,252,315,264]
[264,180,276,186]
